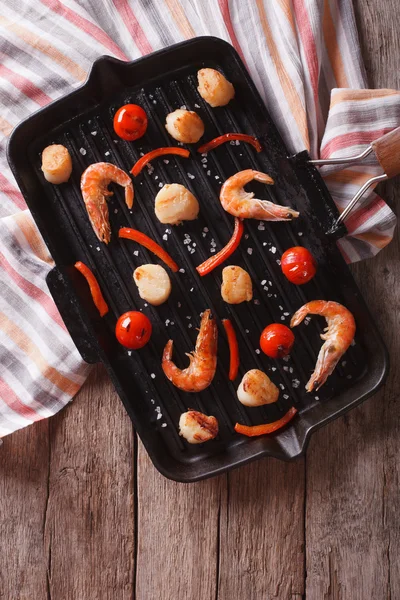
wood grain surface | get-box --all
[0,2,399,599]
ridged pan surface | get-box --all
[7,38,388,481]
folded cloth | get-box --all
[0,0,398,436]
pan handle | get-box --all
[371,126,400,178]
[46,266,101,364]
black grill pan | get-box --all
[7,37,388,482]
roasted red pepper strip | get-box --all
[198,133,262,154]
[196,218,244,276]
[131,147,190,176]
[74,261,109,317]
[234,407,297,437]
[222,319,239,380]
[119,227,179,272]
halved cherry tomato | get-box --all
[115,311,152,349]
[260,323,295,359]
[281,246,317,285]
[113,104,148,141]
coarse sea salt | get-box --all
[79,148,87,155]
[247,248,253,255]
[255,349,260,354]
[133,250,139,256]
[150,373,156,379]
[161,423,167,428]
[292,379,300,388]
[179,268,185,273]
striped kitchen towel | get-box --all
[0,0,398,436]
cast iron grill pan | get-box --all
[7,38,388,481]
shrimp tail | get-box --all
[86,198,111,244]
[290,308,308,328]
[163,339,174,361]
[254,199,299,221]
[125,185,134,209]
[306,342,340,391]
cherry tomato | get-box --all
[115,311,152,349]
[113,104,148,141]
[260,324,295,359]
[281,246,317,285]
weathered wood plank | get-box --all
[218,458,305,600]
[43,365,135,599]
[305,2,400,598]
[0,422,49,599]
[135,441,222,600]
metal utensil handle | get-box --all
[371,126,400,178]
[310,126,400,227]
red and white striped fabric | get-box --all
[0,0,398,436]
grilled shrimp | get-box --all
[220,169,299,221]
[81,162,134,244]
[162,309,218,392]
[290,300,356,392]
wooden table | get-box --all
[1,3,399,598]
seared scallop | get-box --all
[133,264,171,306]
[221,266,253,304]
[155,183,199,225]
[41,144,72,184]
[237,369,279,407]
[179,410,218,444]
[165,109,204,143]
[197,68,235,107]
